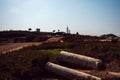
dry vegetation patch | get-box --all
[0,34,120,80]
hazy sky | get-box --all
[0,0,120,35]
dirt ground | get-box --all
[0,37,62,54]
[0,42,42,54]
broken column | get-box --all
[59,51,104,70]
[106,72,120,78]
[46,62,101,80]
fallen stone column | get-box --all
[106,72,120,78]
[46,62,101,80]
[59,51,104,70]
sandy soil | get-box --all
[45,37,63,43]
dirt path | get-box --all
[45,37,63,43]
[0,42,42,54]
[0,37,63,54]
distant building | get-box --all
[36,28,40,32]
[66,27,69,33]
[66,26,70,34]
[68,29,71,34]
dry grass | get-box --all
[0,34,120,80]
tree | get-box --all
[58,29,60,32]
[53,30,55,33]
[28,28,32,32]
[76,32,79,35]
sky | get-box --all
[0,0,120,35]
